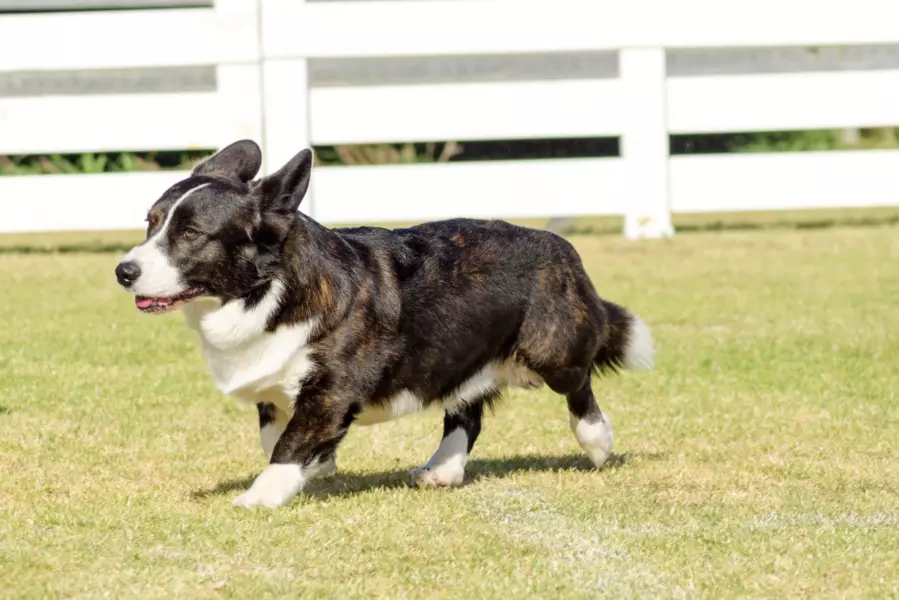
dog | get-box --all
[114,140,655,509]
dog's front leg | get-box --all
[233,392,350,509]
[256,402,289,462]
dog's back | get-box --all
[329,217,654,479]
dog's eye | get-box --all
[181,227,200,240]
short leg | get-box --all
[410,400,484,489]
[566,382,613,468]
[257,402,336,476]
[234,390,351,509]
[257,403,287,461]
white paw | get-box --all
[409,465,465,488]
[232,463,305,509]
[570,413,614,469]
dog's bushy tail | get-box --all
[593,300,655,375]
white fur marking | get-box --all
[355,390,424,426]
[232,463,306,509]
[570,413,614,468]
[410,428,468,488]
[183,281,318,405]
[355,360,542,427]
[189,279,286,349]
[259,404,296,462]
[121,183,210,297]
[623,316,655,371]
[443,360,543,415]
[259,423,280,461]
[451,364,500,405]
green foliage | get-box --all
[0,150,213,176]
[314,141,463,166]
[2,128,898,176]
[732,127,899,153]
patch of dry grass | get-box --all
[0,225,897,599]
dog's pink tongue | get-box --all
[135,297,154,309]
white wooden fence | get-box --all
[1,0,898,238]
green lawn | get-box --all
[1,225,897,599]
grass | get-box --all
[1,224,898,598]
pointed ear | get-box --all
[192,139,262,183]
[258,148,314,214]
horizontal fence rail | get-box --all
[1,0,898,237]
[260,0,899,57]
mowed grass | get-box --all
[1,225,897,599]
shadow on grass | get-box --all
[191,450,666,501]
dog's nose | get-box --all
[115,261,141,288]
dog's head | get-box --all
[114,140,312,314]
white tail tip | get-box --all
[623,316,655,371]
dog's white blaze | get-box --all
[231,463,306,509]
[183,280,318,410]
[410,428,468,487]
[623,315,655,371]
[122,183,209,297]
[569,412,614,468]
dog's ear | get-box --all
[257,148,313,215]
[192,139,262,183]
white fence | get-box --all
[1,0,899,238]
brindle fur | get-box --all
[115,140,653,506]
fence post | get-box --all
[214,0,264,151]
[258,0,314,218]
[619,47,674,239]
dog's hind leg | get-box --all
[410,398,489,489]
[531,363,614,469]
[566,382,614,469]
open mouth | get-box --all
[135,288,204,314]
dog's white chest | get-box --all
[183,294,317,408]
[198,329,314,404]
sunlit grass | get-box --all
[0,225,897,598]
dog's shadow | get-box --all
[191,451,662,501]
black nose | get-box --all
[115,261,141,288]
